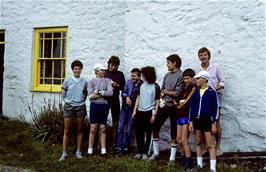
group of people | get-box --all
[59,47,225,172]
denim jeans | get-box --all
[117,105,134,149]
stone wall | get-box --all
[1,0,265,152]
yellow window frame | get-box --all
[31,27,68,93]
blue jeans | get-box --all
[117,105,133,149]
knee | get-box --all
[90,127,97,135]
[181,138,188,146]
[195,139,201,146]
[99,126,106,134]
[176,137,182,145]
[77,126,83,134]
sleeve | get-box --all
[87,80,94,99]
[121,80,129,98]
[174,75,185,98]
[83,80,88,100]
[161,75,166,90]
[101,79,113,96]
[61,79,68,101]
[119,72,126,91]
[216,64,225,87]
[155,83,161,100]
[189,91,197,122]
[211,90,219,123]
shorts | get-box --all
[193,117,212,132]
[176,117,189,125]
[152,106,177,140]
[64,103,87,118]
[90,103,109,125]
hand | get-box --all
[150,115,156,123]
[93,89,99,95]
[111,81,120,88]
[189,122,193,132]
[161,90,166,97]
[132,111,136,119]
[179,99,185,106]
[212,123,217,134]
[126,97,132,107]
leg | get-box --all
[124,108,133,150]
[176,124,185,165]
[63,118,72,151]
[215,117,222,156]
[205,132,216,172]
[195,130,203,168]
[169,107,178,161]
[117,108,127,150]
[88,124,98,154]
[143,112,152,155]
[99,124,107,154]
[111,100,120,147]
[76,117,84,151]
[181,124,192,169]
[135,111,145,154]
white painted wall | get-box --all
[1,0,265,152]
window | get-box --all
[32,27,68,92]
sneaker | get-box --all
[148,153,159,161]
[76,151,83,159]
[167,160,175,166]
[115,147,123,155]
[141,154,148,160]
[100,153,107,158]
[195,165,203,172]
[59,152,68,161]
[123,148,129,155]
[134,153,142,160]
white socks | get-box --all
[210,159,216,172]
[101,148,106,154]
[197,156,203,167]
[169,143,177,161]
[153,138,159,155]
[87,147,93,154]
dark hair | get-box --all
[71,60,83,70]
[141,66,156,84]
[167,54,182,68]
[108,55,120,66]
[131,68,141,77]
[183,68,195,78]
[198,47,211,59]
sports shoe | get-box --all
[59,152,68,161]
[167,160,175,166]
[141,154,148,160]
[134,153,142,160]
[195,165,203,172]
[76,151,83,159]
[148,153,159,161]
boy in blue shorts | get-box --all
[189,71,218,172]
[59,60,88,161]
[116,68,143,155]
[87,63,113,156]
[176,68,197,170]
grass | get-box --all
[0,119,255,172]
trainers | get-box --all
[76,151,83,159]
[148,153,159,161]
[141,154,148,160]
[115,147,123,155]
[123,148,129,155]
[195,165,203,172]
[134,153,142,160]
[59,152,68,161]
[167,160,175,166]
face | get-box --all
[96,69,105,77]
[183,76,194,86]
[167,60,176,71]
[72,66,82,77]
[131,72,140,83]
[195,77,206,87]
[108,63,119,72]
[199,51,210,64]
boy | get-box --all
[87,63,113,156]
[59,60,88,161]
[176,68,197,170]
[104,56,126,149]
[189,71,218,172]
[149,54,184,164]
[116,68,143,154]
[132,66,160,160]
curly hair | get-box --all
[141,66,156,84]
[71,60,83,70]
[108,55,120,66]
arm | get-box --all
[87,80,100,100]
[61,79,68,101]
[163,75,184,98]
[132,95,139,119]
[211,91,219,123]
[99,79,113,97]
[215,64,225,91]
[121,80,129,98]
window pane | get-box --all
[54,60,62,78]
[53,39,61,58]
[54,79,61,85]
[40,61,44,77]
[62,32,66,38]
[62,60,65,77]
[62,39,66,57]
[44,40,51,58]
[45,60,52,78]
[54,32,61,38]
[45,79,52,84]
[0,33,5,42]
[39,39,43,58]
[45,33,52,38]
[40,33,43,39]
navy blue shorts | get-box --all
[176,117,189,125]
[193,117,212,132]
[89,103,109,125]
